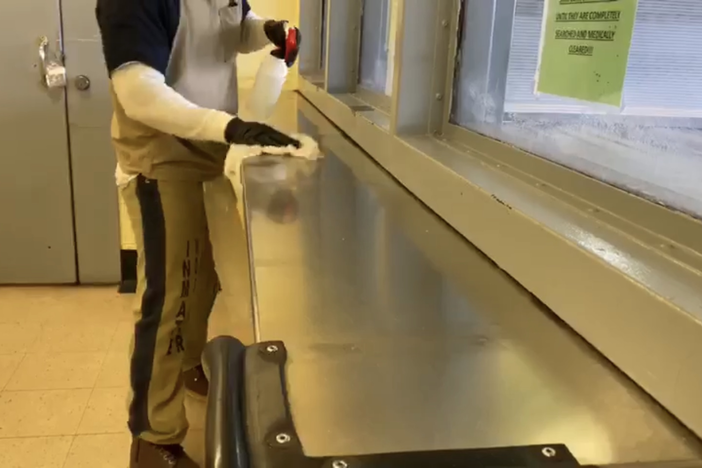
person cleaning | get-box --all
[95,0,301,465]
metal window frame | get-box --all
[299,0,326,87]
[443,0,515,127]
[322,0,362,95]
[297,0,702,440]
[353,0,393,114]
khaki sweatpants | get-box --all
[121,175,219,445]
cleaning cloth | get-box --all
[224,133,322,222]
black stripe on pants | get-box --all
[128,175,167,437]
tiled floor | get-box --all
[0,90,289,467]
[0,283,253,467]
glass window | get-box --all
[358,0,393,95]
[451,0,702,219]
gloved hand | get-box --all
[225,118,301,148]
[264,20,301,67]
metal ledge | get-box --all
[242,342,582,468]
[297,80,702,440]
[354,87,392,115]
[441,124,702,265]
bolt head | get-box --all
[275,433,291,444]
[332,461,348,468]
[542,447,557,458]
[266,345,279,353]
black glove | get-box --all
[264,20,301,67]
[225,118,300,148]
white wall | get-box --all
[120,0,301,250]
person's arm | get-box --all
[97,0,227,141]
[112,63,231,142]
[97,0,298,147]
[111,63,298,148]
[239,2,273,54]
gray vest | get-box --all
[168,0,243,114]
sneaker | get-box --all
[130,438,199,467]
[184,365,209,400]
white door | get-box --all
[0,0,120,284]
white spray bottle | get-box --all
[244,23,299,122]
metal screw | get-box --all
[275,433,291,445]
[266,345,279,353]
[542,447,557,458]
[441,19,449,27]
[332,461,348,468]
[435,93,443,101]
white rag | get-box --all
[224,133,322,222]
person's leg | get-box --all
[181,225,219,398]
[121,175,212,466]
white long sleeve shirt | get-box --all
[96,0,272,181]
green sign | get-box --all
[536,0,639,106]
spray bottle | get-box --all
[244,23,300,122]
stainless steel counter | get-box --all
[239,96,702,466]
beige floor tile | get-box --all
[0,436,73,468]
[39,289,133,324]
[95,352,130,388]
[0,286,132,324]
[183,430,206,467]
[0,389,92,437]
[108,321,134,354]
[77,387,129,434]
[31,321,118,354]
[0,354,24,390]
[0,323,42,354]
[0,287,54,323]
[64,433,132,468]
[5,352,104,391]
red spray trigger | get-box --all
[284,25,299,68]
